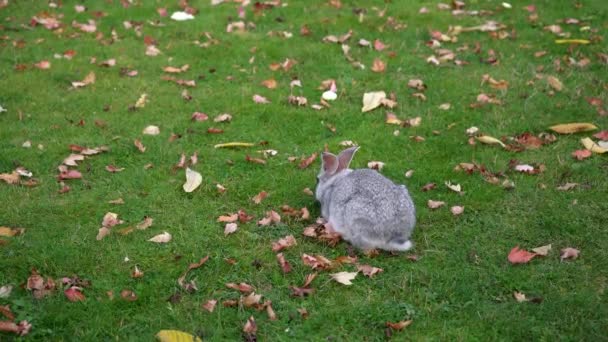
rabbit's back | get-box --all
[328,169,415,237]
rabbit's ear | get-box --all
[321,152,339,176]
[336,146,359,172]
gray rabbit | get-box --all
[315,147,416,251]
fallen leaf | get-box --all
[252,191,268,204]
[131,266,144,278]
[202,299,217,313]
[224,223,238,236]
[445,181,462,193]
[549,123,597,134]
[272,235,297,252]
[450,206,464,215]
[572,149,592,160]
[531,244,552,256]
[593,131,608,141]
[226,282,255,294]
[148,232,172,243]
[357,264,383,278]
[261,79,277,89]
[142,125,160,135]
[156,330,201,342]
[253,94,270,104]
[105,165,125,173]
[258,210,281,226]
[386,320,413,331]
[581,137,607,154]
[243,316,257,335]
[34,60,51,69]
[427,200,445,209]
[367,161,385,171]
[513,291,528,302]
[136,216,153,230]
[0,227,25,237]
[330,271,357,285]
[371,58,386,72]
[183,168,202,193]
[508,246,536,264]
[218,214,238,223]
[64,287,85,302]
[299,152,318,169]
[302,254,332,270]
[476,135,506,148]
[361,91,386,112]
[276,253,292,273]
[177,256,209,292]
[102,212,122,228]
[71,71,96,88]
[0,320,31,336]
[546,76,563,91]
[0,285,13,298]
[556,183,578,191]
[133,139,146,153]
[560,247,579,261]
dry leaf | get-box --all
[476,135,506,148]
[560,247,579,261]
[252,191,268,204]
[581,137,607,154]
[549,123,597,134]
[142,125,160,135]
[371,58,386,72]
[357,264,383,278]
[243,316,257,335]
[302,254,332,270]
[253,94,270,104]
[367,161,385,171]
[217,214,238,223]
[276,253,292,273]
[508,246,536,264]
[450,206,464,215]
[148,232,172,243]
[272,235,297,252]
[386,320,413,331]
[71,71,95,88]
[513,291,528,303]
[531,244,552,256]
[546,76,563,91]
[427,200,445,209]
[226,282,255,294]
[183,168,202,193]
[0,227,25,237]
[224,223,238,236]
[202,299,217,313]
[361,91,386,112]
[330,271,357,285]
[572,149,592,160]
[261,79,277,89]
[133,139,146,153]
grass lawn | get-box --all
[1,0,607,340]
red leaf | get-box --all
[593,130,608,141]
[508,246,537,264]
[571,149,592,160]
[64,287,85,302]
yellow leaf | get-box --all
[156,330,202,342]
[330,271,358,285]
[476,135,506,148]
[546,76,563,91]
[361,91,386,112]
[183,168,202,193]
[549,123,597,134]
[213,142,255,148]
[555,39,590,44]
[581,137,608,154]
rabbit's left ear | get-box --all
[321,152,339,176]
[336,146,359,172]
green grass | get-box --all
[1,0,607,340]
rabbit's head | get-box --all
[315,146,359,201]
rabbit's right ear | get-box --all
[336,146,359,172]
[321,152,339,176]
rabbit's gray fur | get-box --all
[315,147,415,251]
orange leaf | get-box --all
[508,246,536,264]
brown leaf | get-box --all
[371,58,386,73]
[258,210,281,226]
[0,172,20,184]
[136,216,153,230]
[427,200,445,209]
[217,213,238,223]
[202,299,217,313]
[265,301,277,321]
[71,71,96,88]
[243,316,257,335]
[105,165,125,173]
[241,292,263,308]
[0,227,25,237]
[177,256,209,292]
[299,152,318,169]
[252,191,268,204]
[546,75,563,91]
[225,282,255,294]
[301,254,332,270]
[245,155,267,165]
[272,235,297,252]
[261,79,277,89]
[386,320,413,331]
[276,253,292,273]
[120,289,137,301]
[356,264,383,278]
[133,139,146,153]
